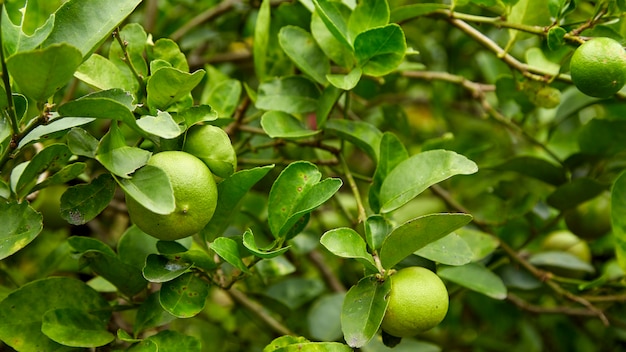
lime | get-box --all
[126,151,218,240]
[570,37,626,98]
[183,124,237,180]
[381,267,449,337]
[541,230,591,263]
[564,192,611,240]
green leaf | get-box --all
[242,229,290,259]
[134,293,175,336]
[67,236,116,257]
[7,43,82,102]
[178,105,218,127]
[265,336,311,352]
[546,177,606,211]
[415,233,474,266]
[612,171,626,273]
[209,236,251,273]
[320,228,377,272]
[261,111,320,139]
[60,173,116,225]
[117,165,176,215]
[0,277,110,352]
[316,85,342,128]
[325,119,383,162]
[204,79,242,118]
[311,9,354,68]
[18,117,95,149]
[256,76,321,114]
[313,0,352,49]
[96,124,151,178]
[13,144,72,199]
[354,24,406,77]
[137,111,184,139]
[279,25,330,85]
[67,127,99,158]
[30,163,86,194]
[150,38,188,72]
[369,132,409,213]
[379,150,478,213]
[456,228,500,261]
[379,213,473,269]
[254,0,271,82]
[202,165,274,240]
[78,250,148,296]
[146,68,205,111]
[141,330,201,352]
[41,308,114,348]
[438,263,507,300]
[578,119,626,156]
[489,156,566,186]
[75,53,135,91]
[506,0,551,46]
[547,26,567,51]
[390,3,449,23]
[326,67,362,90]
[365,214,393,251]
[117,225,159,270]
[143,254,192,283]
[59,95,140,133]
[265,278,325,310]
[268,161,342,238]
[159,272,210,318]
[529,251,595,273]
[42,0,142,58]
[1,6,55,56]
[0,201,42,260]
[341,275,391,348]
[347,0,389,41]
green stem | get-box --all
[339,153,367,223]
[113,28,146,98]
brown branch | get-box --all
[170,0,240,41]
[508,293,601,318]
[308,250,346,293]
[226,287,295,336]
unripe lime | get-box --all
[380,267,449,337]
[564,192,611,240]
[541,230,591,263]
[570,37,626,98]
[183,124,237,180]
[126,151,217,240]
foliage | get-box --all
[1,0,626,351]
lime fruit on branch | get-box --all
[183,124,237,180]
[126,151,218,240]
[570,37,626,98]
[381,267,449,338]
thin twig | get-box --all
[227,287,295,336]
[308,250,346,293]
[170,0,240,41]
[339,153,367,223]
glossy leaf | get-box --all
[379,150,478,213]
[117,225,159,270]
[268,161,342,238]
[341,275,391,348]
[143,254,192,283]
[117,165,175,215]
[456,228,499,261]
[18,117,95,149]
[242,229,290,259]
[254,0,271,82]
[320,228,377,271]
[313,0,352,49]
[379,213,473,269]
[438,263,507,300]
[30,162,86,194]
[325,119,383,162]
[13,144,72,199]
[354,24,406,77]
[204,79,242,118]
[210,236,251,273]
[326,67,362,90]
[415,233,473,266]
[59,94,138,129]
[159,272,210,318]
[60,173,116,225]
[316,85,342,128]
[137,111,184,139]
[7,43,82,102]
[279,25,330,85]
[347,0,389,41]
[146,68,205,111]
[67,236,116,257]
[202,165,274,240]
[261,111,320,139]
[0,201,42,260]
[578,119,626,156]
[390,3,449,22]
[369,132,409,213]
[1,6,55,56]
[546,177,606,211]
[276,342,353,352]
[0,277,110,352]
[489,156,566,186]
[365,215,393,251]
[311,9,354,68]
[612,171,626,272]
[140,330,201,352]
[96,123,151,178]
[256,76,321,114]
[41,308,114,348]
[78,250,148,296]
[67,127,99,158]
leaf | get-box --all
[78,250,148,296]
[261,111,320,139]
[379,213,473,269]
[1,6,55,56]
[320,228,377,271]
[75,53,135,91]
[242,229,290,259]
[43,0,142,58]
[202,165,274,240]
[265,278,325,310]
[41,308,114,348]
[209,237,251,274]
[254,0,271,82]
[325,119,383,162]
[7,43,82,102]
[506,0,551,46]
[279,26,330,85]
[438,263,507,300]
[276,342,353,352]
[0,201,42,260]
[341,275,391,348]
[578,119,626,156]
[347,0,389,42]
[96,124,152,178]
[311,9,354,68]
[67,127,99,158]
[60,173,116,225]
[30,163,86,194]
[489,156,566,186]
[13,144,72,199]
[379,150,478,213]
[137,111,184,139]
[256,76,321,114]
[390,3,449,23]
[365,215,393,251]
[547,26,567,51]
[117,165,176,215]
[546,177,606,211]
[369,132,409,213]
[67,236,117,257]
[326,67,362,90]
[204,79,242,118]
[141,330,201,352]
[313,0,352,49]
[456,228,500,262]
[18,117,95,149]
[613,171,626,273]
[159,272,210,318]
[143,254,192,283]
[146,68,205,111]
[316,85,342,128]
[134,293,176,336]
[529,251,595,273]
[415,233,474,266]
[0,277,110,352]
[354,24,406,77]
[268,161,342,238]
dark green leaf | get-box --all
[546,177,606,210]
[66,127,99,158]
[67,236,116,257]
[79,250,148,296]
[354,24,406,76]
[261,111,320,139]
[316,85,342,128]
[369,132,409,213]
[438,263,507,299]
[0,201,42,260]
[159,272,210,318]
[265,278,325,310]
[41,308,114,348]
[134,293,176,336]
[365,215,393,251]
[143,254,192,283]
[30,163,86,194]
[489,156,566,186]
[117,225,159,270]
[341,275,391,348]
[14,144,72,199]
[256,76,321,114]
[279,25,330,85]
[320,228,377,271]
[276,342,353,352]
[379,213,473,269]
[142,330,201,352]
[60,173,116,225]
[612,171,626,272]
[578,119,626,156]
[209,236,251,273]
[307,293,345,342]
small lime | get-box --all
[570,37,626,98]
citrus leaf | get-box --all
[143,254,192,283]
[75,53,135,91]
[41,308,114,348]
[242,229,290,259]
[325,119,383,162]
[67,235,116,257]
[18,117,95,149]
[438,263,507,300]
[456,228,500,262]
[253,0,271,82]
[68,126,100,157]
[13,144,72,199]
[415,233,474,266]
[60,173,117,225]
[489,156,566,186]
[1,6,55,56]
[276,342,353,352]
[307,293,345,342]
[341,275,391,348]
[265,278,325,310]
[529,251,595,273]
[142,330,201,352]
[312,0,352,49]
[546,177,606,211]
[96,123,151,178]
[78,250,148,296]
[0,201,42,260]
[209,237,251,274]
[256,76,321,114]
[326,67,362,90]
[354,24,406,77]
[365,214,393,251]
[117,165,176,215]
[379,213,473,269]
[347,0,389,42]
[613,171,626,273]
[311,9,354,69]
[58,95,139,130]
[146,68,205,111]
[261,111,320,139]
[159,272,210,318]
[320,228,377,272]
[204,79,242,118]
[279,25,330,85]
[390,3,449,22]
[379,150,478,213]
[134,293,176,336]
[369,132,409,213]
[137,111,184,139]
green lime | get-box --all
[570,37,626,98]
[381,267,449,337]
[541,230,591,263]
[126,151,218,240]
[183,124,237,180]
[564,192,611,240]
